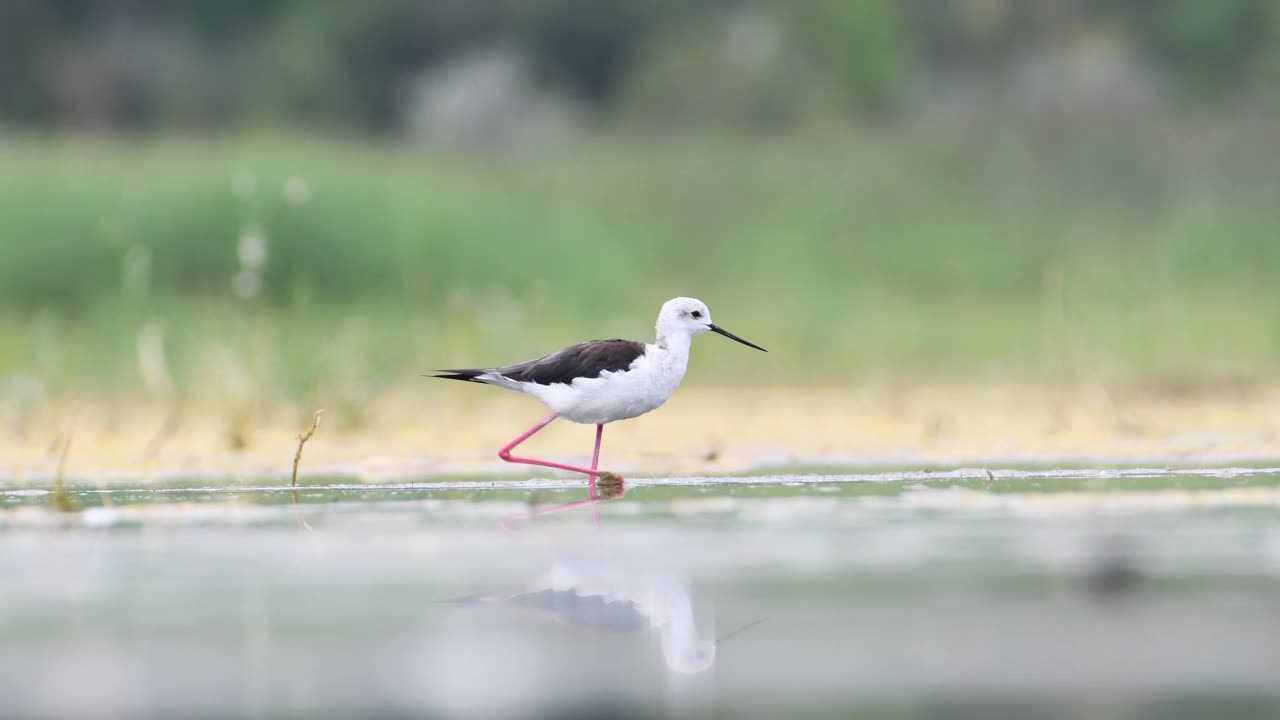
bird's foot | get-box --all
[594,472,626,499]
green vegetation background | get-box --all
[2,122,1277,404]
[2,1,1279,406]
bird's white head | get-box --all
[655,297,767,352]
[662,638,717,674]
[657,297,714,340]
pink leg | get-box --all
[590,423,603,475]
[588,424,603,521]
[494,415,624,527]
[499,413,615,482]
[499,493,620,531]
[498,419,622,531]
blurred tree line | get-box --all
[1,0,1277,134]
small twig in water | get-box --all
[291,409,324,488]
[49,415,82,513]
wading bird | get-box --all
[432,297,766,486]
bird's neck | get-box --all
[654,331,692,374]
[656,330,691,357]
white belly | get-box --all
[523,350,686,425]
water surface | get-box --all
[3,467,1280,718]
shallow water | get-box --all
[4,467,1280,718]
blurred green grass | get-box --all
[1,121,1278,405]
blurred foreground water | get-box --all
[3,468,1280,718]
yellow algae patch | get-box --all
[2,381,1278,484]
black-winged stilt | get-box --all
[432,297,766,486]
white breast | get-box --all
[524,344,688,424]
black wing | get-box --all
[499,339,646,386]
[433,339,646,387]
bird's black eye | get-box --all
[691,311,702,319]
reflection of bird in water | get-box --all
[449,561,718,674]
[1086,534,1144,598]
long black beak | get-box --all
[716,617,767,644]
[708,323,767,352]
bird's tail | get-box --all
[428,368,488,383]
